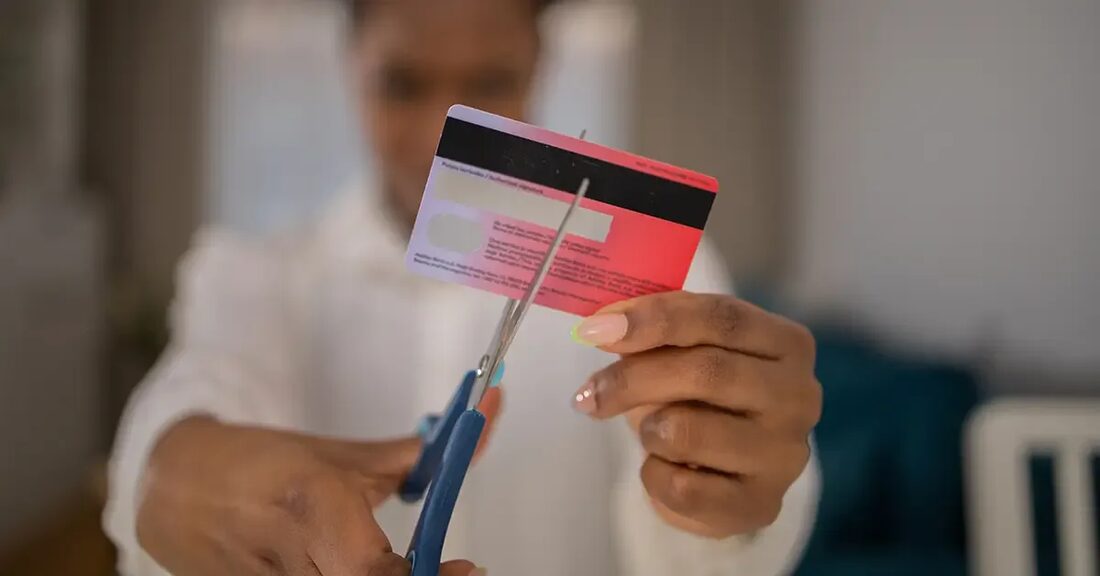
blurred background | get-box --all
[1,0,1097,575]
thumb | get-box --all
[439,560,481,576]
[320,435,421,508]
[326,434,423,477]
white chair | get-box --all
[966,399,1100,576]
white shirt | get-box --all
[105,188,819,576]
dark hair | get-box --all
[347,0,561,29]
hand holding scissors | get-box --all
[399,178,591,576]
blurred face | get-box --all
[353,0,541,231]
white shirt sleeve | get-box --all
[611,239,821,576]
[103,230,309,576]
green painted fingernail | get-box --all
[571,314,629,346]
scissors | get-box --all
[399,177,592,576]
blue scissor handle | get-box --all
[400,370,477,503]
[406,409,486,576]
[399,363,506,503]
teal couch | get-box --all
[794,327,979,576]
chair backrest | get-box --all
[965,399,1100,576]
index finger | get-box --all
[574,292,814,361]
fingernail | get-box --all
[470,568,488,576]
[572,377,599,415]
[640,415,667,441]
[571,313,628,346]
[489,361,506,388]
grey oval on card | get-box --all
[427,213,485,254]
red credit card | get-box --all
[405,105,719,317]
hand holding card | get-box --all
[406,105,719,317]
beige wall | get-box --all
[0,0,212,552]
[634,0,792,286]
[83,0,212,425]
[85,0,211,306]
[0,0,104,549]
[790,0,1100,391]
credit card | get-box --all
[405,105,718,317]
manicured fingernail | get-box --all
[572,378,599,415]
[489,361,506,388]
[571,313,628,346]
[470,568,488,576]
[641,415,669,441]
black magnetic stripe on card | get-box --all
[435,117,715,230]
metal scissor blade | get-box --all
[501,177,591,355]
[468,178,591,409]
[487,130,590,365]
[481,299,517,367]
[474,129,591,388]
[488,178,589,375]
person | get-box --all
[103,0,823,575]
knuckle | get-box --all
[756,493,784,527]
[598,362,630,399]
[277,471,342,525]
[797,324,817,349]
[645,296,678,341]
[691,347,731,392]
[655,409,697,458]
[780,376,823,431]
[788,323,817,358]
[733,486,783,532]
[806,379,824,425]
[666,467,705,511]
[275,480,314,525]
[798,326,817,352]
[771,439,812,487]
[708,297,742,341]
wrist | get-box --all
[149,416,223,462]
[137,416,226,546]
